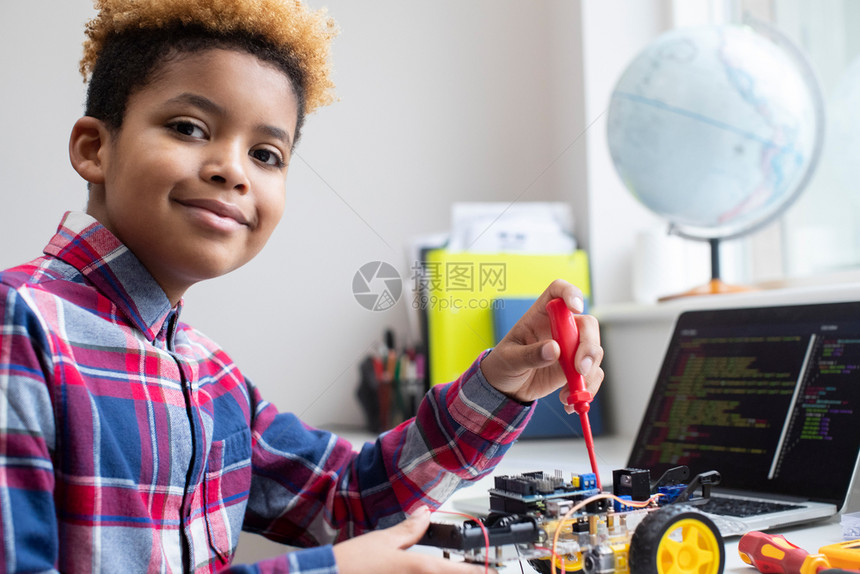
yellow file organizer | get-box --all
[423,249,590,387]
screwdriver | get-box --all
[545,298,600,490]
[738,532,860,574]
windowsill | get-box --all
[594,274,860,324]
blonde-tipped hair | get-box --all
[80,0,338,114]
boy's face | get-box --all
[82,48,298,304]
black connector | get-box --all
[418,514,540,552]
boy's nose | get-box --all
[201,144,249,192]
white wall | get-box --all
[0,1,598,430]
[0,3,93,242]
[580,1,675,304]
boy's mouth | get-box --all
[176,198,252,227]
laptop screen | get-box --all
[628,301,860,508]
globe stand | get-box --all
[658,238,754,302]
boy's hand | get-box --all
[332,506,493,573]
[480,279,604,411]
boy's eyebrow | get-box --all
[258,124,292,150]
[165,92,293,149]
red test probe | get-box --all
[545,298,601,490]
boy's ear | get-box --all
[69,116,110,185]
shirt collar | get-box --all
[43,211,177,342]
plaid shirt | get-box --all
[0,211,532,573]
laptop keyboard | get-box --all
[697,496,802,517]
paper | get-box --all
[447,202,576,254]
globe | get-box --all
[607,24,824,243]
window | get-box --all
[737,0,860,281]
[672,0,860,286]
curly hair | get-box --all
[80,0,338,143]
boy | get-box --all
[0,0,604,572]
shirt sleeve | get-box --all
[0,284,60,573]
[372,350,534,521]
[241,350,533,561]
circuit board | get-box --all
[418,466,726,574]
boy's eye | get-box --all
[251,148,285,168]
[169,121,206,138]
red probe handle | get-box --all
[545,298,591,413]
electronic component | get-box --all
[420,466,726,574]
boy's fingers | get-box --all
[574,314,602,375]
[538,340,560,364]
[385,509,493,572]
[561,365,604,407]
[575,313,601,346]
[561,388,576,413]
[538,278,585,314]
[503,339,560,371]
[388,506,431,549]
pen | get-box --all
[414,350,426,394]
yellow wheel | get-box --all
[629,505,724,574]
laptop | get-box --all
[627,301,860,536]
